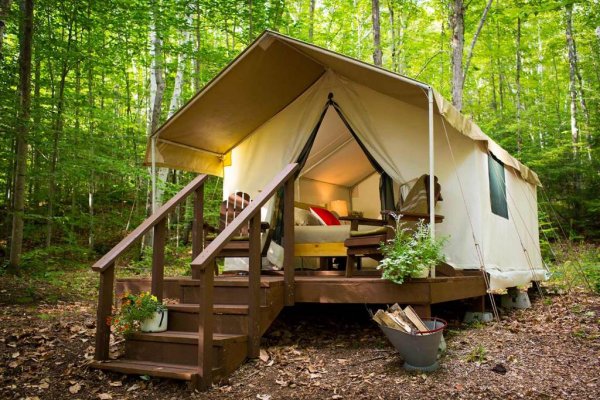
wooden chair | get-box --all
[344,174,444,277]
[204,192,272,274]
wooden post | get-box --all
[283,178,295,306]
[151,218,166,302]
[95,263,114,361]
[197,263,214,389]
[247,214,261,358]
[192,184,204,259]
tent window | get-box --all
[488,154,508,219]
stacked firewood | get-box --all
[373,304,429,335]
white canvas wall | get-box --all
[223,70,543,289]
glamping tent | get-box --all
[146,31,546,290]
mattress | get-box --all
[294,225,374,243]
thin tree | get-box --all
[9,0,34,273]
[0,0,12,56]
[565,3,579,156]
[449,0,493,111]
[371,0,382,66]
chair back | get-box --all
[397,175,442,215]
[220,192,251,235]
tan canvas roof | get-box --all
[147,30,539,186]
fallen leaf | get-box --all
[256,395,271,400]
[69,383,81,394]
[259,349,269,363]
[11,352,20,358]
[109,381,123,387]
[98,394,112,400]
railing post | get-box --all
[247,214,262,358]
[192,184,204,259]
[283,177,295,306]
[95,262,115,361]
[151,218,166,302]
[197,262,214,389]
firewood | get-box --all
[403,305,429,332]
[373,310,409,333]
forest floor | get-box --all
[1,271,599,400]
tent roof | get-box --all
[150,30,539,186]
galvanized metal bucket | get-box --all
[379,318,447,372]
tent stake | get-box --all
[428,87,435,278]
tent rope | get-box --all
[538,186,593,291]
[486,151,545,299]
[439,117,500,321]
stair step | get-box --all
[168,303,249,315]
[90,359,198,381]
[129,331,246,345]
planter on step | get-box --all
[141,309,168,333]
[410,264,431,279]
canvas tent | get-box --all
[146,30,546,290]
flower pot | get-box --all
[141,309,168,333]
[411,264,431,279]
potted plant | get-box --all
[109,291,168,335]
[378,218,448,284]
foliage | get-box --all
[547,242,600,294]
[0,0,598,276]
[109,291,167,335]
[378,219,448,285]
[465,344,488,363]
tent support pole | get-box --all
[151,136,157,214]
[428,87,435,278]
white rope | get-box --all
[439,117,500,321]
[486,152,544,299]
[539,186,593,291]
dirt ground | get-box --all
[1,280,599,400]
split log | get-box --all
[403,305,428,332]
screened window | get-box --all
[488,154,508,219]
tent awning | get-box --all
[146,30,539,186]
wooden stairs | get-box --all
[90,276,285,386]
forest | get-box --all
[0,0,598,274]
[0,1,599,398]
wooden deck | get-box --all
[116,270,486,312]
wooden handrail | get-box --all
[92,174,209,272]
[191,163,298,269]
[93,173,208,363]
[191,163,298,389]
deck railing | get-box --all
[91,174,209,361]
[190,163,298,388]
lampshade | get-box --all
[329,199,349,217]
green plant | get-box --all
[378,219,448,285]
[109,291,166,335]
[465,345,487,362]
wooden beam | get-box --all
[294,242,347,257]
[247,215,261,358]
[197,264,214,389]
[283,178,295,306]
[192,184,204,259]
[151,218,166,302]
[95,263,115,361]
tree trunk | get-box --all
[387,0,396,72]
[371,0,382,67]
[0,0,12,56]
[9,0,33,273]
[565,4,579,156]
[516,16,522,154]
[194,0,201,91]
[449,0,465,111]
[462,0,493,87]
[309,0,315,41]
